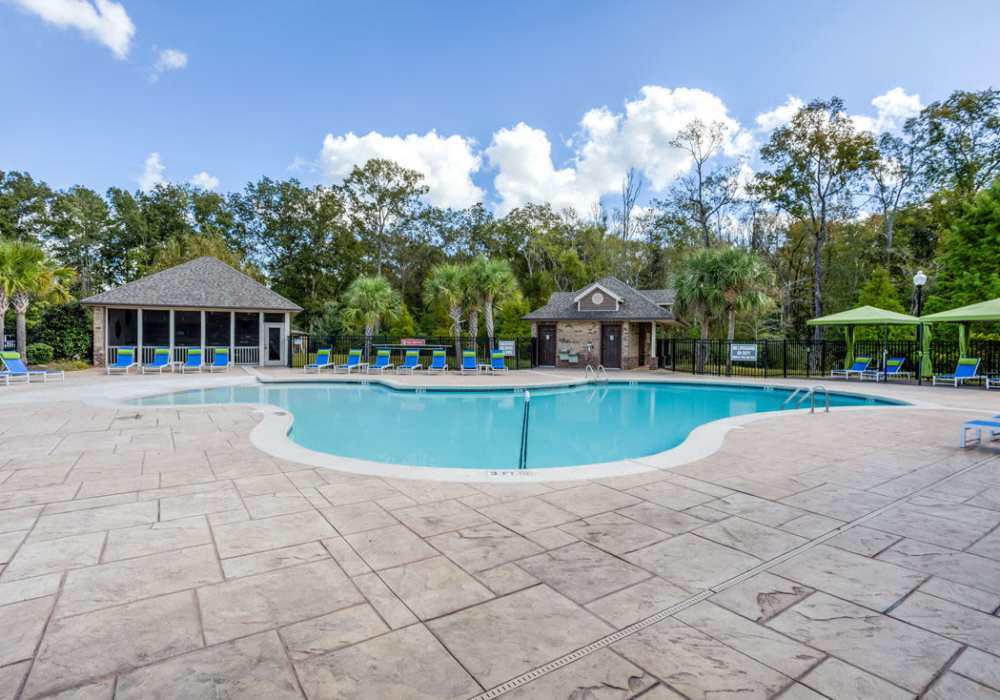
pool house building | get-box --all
[524,277,678,369]
[81,256,302,368]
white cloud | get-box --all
[486,85,748,214]
[852,87,922,133]
[190,171,219,191]
[151,48,188,82]
[12,0,134,59]
[319,130,482,209]
[138,152,166,190]
[487,123,586,213]
[754,96,804,131]
[754,89,923,137]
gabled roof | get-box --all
[81,257,303,312]
[523,277,676,322]
[573,282,623,303]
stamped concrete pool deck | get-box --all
[1,368,999,699]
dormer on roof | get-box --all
[573,283,623,312]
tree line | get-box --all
[1,87,998,358]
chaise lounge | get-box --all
[335,349,367,374]
[831,356,872,380]
[961,417,1000,448]
[304,348,333,373]
[107,347,139,375]
[142,348,172,374]
[460,350,479,375]
[206,348,231,373]
[490,351,509,374]
[178,348,204,373]
[368,349,394,374]
[397,350,423,374]
[933,357,981,387]
[427,350,448,374]
[1,351,65,383]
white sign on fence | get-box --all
[498,340,516,356]
[730,343,758,362]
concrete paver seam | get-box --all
[466,451,998,700]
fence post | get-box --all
[763,341,768,379]
[820,342,826,377]
[782,340,787,378]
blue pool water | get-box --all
[131,382,902,469]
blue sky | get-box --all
[1,0,998,212]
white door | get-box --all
[263,324,285,365]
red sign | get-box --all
[400,338,426,346]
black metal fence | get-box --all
[289,335,537,370]
[657,338,1000,381]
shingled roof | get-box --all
[523,277,676,322]
[81,257,303,312]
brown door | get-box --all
[537,324,557,366]
[601,324,622,368]
[637,324,647,366]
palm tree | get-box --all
[0,240,16,347]
[1,241,74,358]
[424,263,467,360]
[716,247,774,372]
[341,275,401,359]
[464,273,482,351]
[716,247,775,343]
[469,257,520,350]
[673,248,724,372]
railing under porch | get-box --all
[108,346,261,367]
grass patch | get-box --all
[40,359,91,372]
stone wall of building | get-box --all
[555,321,600,367]
[530,320,657,369]
[622,323,639,369]
[91,306,105,367]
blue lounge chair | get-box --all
[178,348,203,373]
[106,347,138,375]
[831,356,871,379]
[865,357,911,382]
[141,348,172,374]
[335,349,367,374]
[397,350,423,374]
[368,349,394,374]
[207,348,230,373]
[460,350,479,375]
[427,350,448,374]
[0,370,8,386]
[933,357,981,387]
[490,351,509,374]
[961,418,1000,448]
[304,348,333,374]
[1,351,64,383]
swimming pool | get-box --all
[131,381,902,469]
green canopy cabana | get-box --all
[920,297,1000,367]
[807,305,921,369]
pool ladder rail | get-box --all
[781,385,830,414]
[585,364,609,384]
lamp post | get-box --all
[914,270,927,385]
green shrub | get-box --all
[27,342,54,365]
[29,302,91,360]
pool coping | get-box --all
[126,375,930,483]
